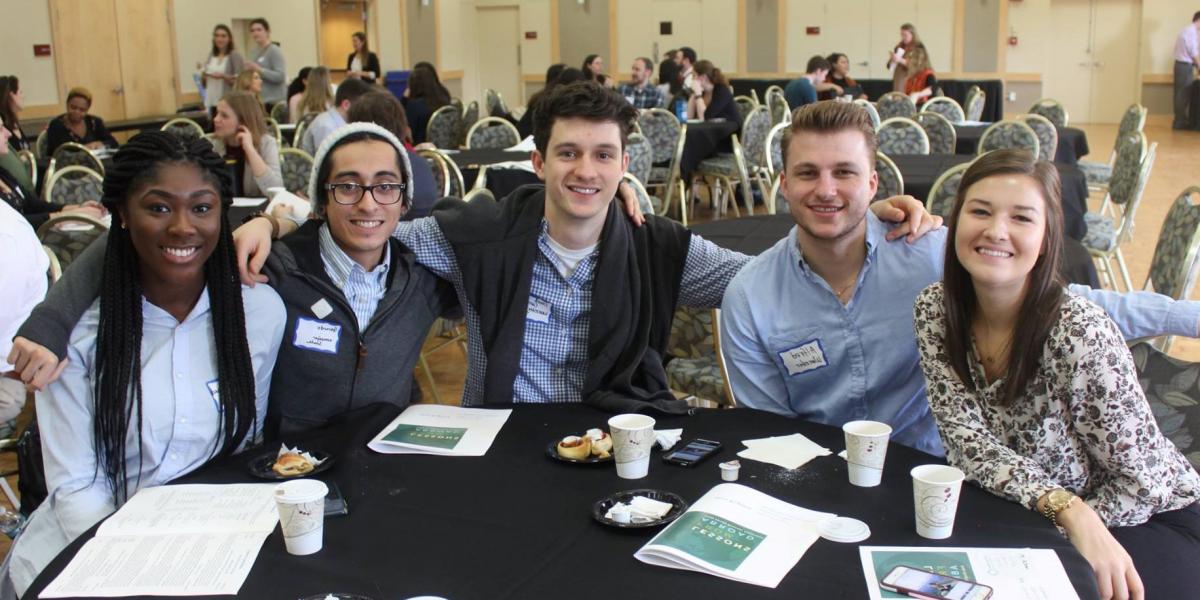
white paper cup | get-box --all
[274,479,328,555]
[843,420,892,487]
[911,464,966,539]
[608,414,656,479]
[719,460,740,482]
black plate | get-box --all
[246,448,335,480]
[545,439,614,465]
[591,489,689,529]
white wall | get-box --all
[1144,1,1195,75]
[1,0,59,109]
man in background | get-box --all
[301,78,374,155]
[619,57,665,109]
[784,56,831,110]
[1173,11,1200,129]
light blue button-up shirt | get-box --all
[319,222,391,331]
[721,213,1200,456]
[8,285,285,595]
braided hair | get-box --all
[94,130,257,503]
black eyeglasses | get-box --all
[324,182,407,205]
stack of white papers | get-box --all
[368,404,512,456]
[859,546,1079,600]
[635,484,835,588]
[737,433,832,469]
[40,484,278,598]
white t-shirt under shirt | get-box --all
[544,235,597,279]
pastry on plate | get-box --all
[587,428,613,458]
[556,435,592,460]
[272,452,315,476]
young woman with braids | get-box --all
[3,131,285,596]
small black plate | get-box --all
[545,439,613,465]
[246,448,335,480]
[591,489,689,529]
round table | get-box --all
[449,149,537,200]
[27,404,1099,600]
[954,124,1089,165]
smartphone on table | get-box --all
[662,438,722,467]
[880,565,993,600]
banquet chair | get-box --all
[921,97,965,123]
[1128,342,1200,469]
[270,102,289,125]
[463,187,496,203]
[853,99,881,128]
[202,132,219,147]
[1018,114,1059,163]
[34,130,49,160]
[876,118,930,155]
[37,212,108,271]
[459,100,480,148]
[264,117,284,145]
[769,172,787,214]
[417,148,452,197]
[1140,187,1200,353]
[977,120,1039,157]
[1080,104,1146,192]
[925,161,972,217]
[625,133,653,187]
[623,172,658,216]
[964,85,986,121]
[660,123,689,226]
[637,108,682,190]
[47,142,104,182]
[44,165,103,206]
[1085,140,1155,292]
[293,112,318,152]
[43,244,62,285]
[279,148,314,195]
[427,105,463,150]
[739,106,774,206]
[695,133,755,217]
[873,151,904,202]
[666,307,733,408]
[17,149,36,184]
[161,118,205,142]
[765,122,788,181]
[734,95,756,124]
[766,87,789,125]
[466,117,521,150]
[877,92,917,120]
[485,89,511,120]
[914,112,957,154]
[451,97,464,114]
[417,318,468,405]
[1028,98,1069,128]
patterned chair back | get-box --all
[459,100,480,147]
[36,213,108,271]
[1018,114,1058,163]
[1107,132,1148,207]
[877,92,917,120]
[873,151,904,201]
[1117,103,1147,139]
[964,86,986,121]
[49,142,105,179]
[662,123,689,224]
[485,89,509,118]
[35,130,50,160]
[729,134,756,215]
[1128,342,1200,469]
[623,173,656,216]
[877,118,930,156]
[1148,187,1200,302]
[921,97,965,123]
[665,307,731,406]
[765,122,788,178]
[766,88,790,125]
[45,165,104,206]
[161,118,205,142]
[740,106,772,174]
[1112,143,1156,245]
[1028,98,1069,128]
[734,95,756,124]
[466,117,521,150]
[926,161,972,217]
[427,105,463,149]
[853,99,881,128]
[418,149,451,197]
[770,172,787,214]
[637,108,682,164]
[264,117,283,145]
[625,133,653,186]
[270,102,289,124]
[915,112,957,154]
[668,306,716,360]
[17,149,37,183]
[977,120,1039,156]
[279,148,314,195]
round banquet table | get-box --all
[953,125,1090,165]
[449,149,537,199]
[27,403,1099,600]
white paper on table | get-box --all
[368,404,513,456]
[263,190,313,222]
[959,120,990,126]
[635,483,835,589]
[737,433,831,470]
[858,546,1080,600]
[483,160,536,173]
[98,484,279,536]
[231,197,267,208]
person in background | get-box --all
[687,60,739,128]
[1172,11,1200,129]
[518,67,587,139]
[517,63,566,138]
[289,66,333,125]
[1,115,105,229]
[235,70,264,107]
[915,149,1200,600]
[678,47,698,93]
[784,56,831,110]
[347,91,439,219]
[300,78,374,155]
[1,131,285,597]
[199,24,243,118]
[286,66,313,112]
[618,57,664,110]
[403,62,453,145]
[0,76,29,152]
[0,198,45,438]
[582,54,604,81]
[888,23,921,93]
[820,53,867,101]
[243,18,287,109]
[903,45,937,106]
[45,87,118,155]
[346,31,381,83]
[210,92,282,197]
[658,55,681,101]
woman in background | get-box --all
[887,23,921,92]
[687,60,739,127]
[235,70,264,107]
[346,32,381,82]
[199,24,243,117]
[209,92,282,197]
[403,62,452,145]
[288,66,333,124]
[582,54,603,81]
[0,77,29,151]
[820,53,867,101]
[903,46,937,106]
[45,87,118,154]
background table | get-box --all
[954,124,1090,164]
[731,79,1004,122]
[449,149,536,199]
[27,404,1099,600]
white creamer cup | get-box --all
[911,464,966,539]
[274,479,328,555]
[608,414,656,479]
[843,420,892,487]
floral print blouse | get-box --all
[914,283,1200,528]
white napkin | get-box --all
[605,495,674,523]
[263,190,313,224]
[483,160,536,173]
[736,433,831,470]
[276,444,326,467]
[654,428,682,450]
[505,135,537,152]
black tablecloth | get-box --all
[954,125,1090,165]
[449,149,535,199]
[25,111,212,136]
[680,120,740,181]
[1189,80,1200,131]
[27,403,1099,600]
[731,79,1004,122]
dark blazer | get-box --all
[346,51,382,82]
[45,114,118,156]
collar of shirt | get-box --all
[142,286,212,328]
[318,221,391,290]
[536,219,599,282]
[789,210,883,279]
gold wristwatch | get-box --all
[1041,489,1078,527]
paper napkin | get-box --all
[737,433,832,470]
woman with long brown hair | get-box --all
[686,60,739,125]
[914,149,1200,600]
[402,62,452,145]
[887,23,921,92]
[288,66,333,124]
[902,45,937,106]
[209,92,281,196]
[199,24,243,116]
[0,76,28,151]
[346,31,381,82]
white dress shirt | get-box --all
[1176,24,1199,63]
[0,200,47,371]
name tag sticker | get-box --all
[779,339,828,376]
[311,298,333,319]
[206,379,220,406]
[294,318,341,354]
[527,297,551,324]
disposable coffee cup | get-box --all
[274,479,329,555]
[608,414,656,479]
[911,464,966,539]
[843,420,892,487]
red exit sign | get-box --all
[33,44,51,57]
[806,26,820,35]
[524,31,537,40]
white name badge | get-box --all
[294,318,341,354]
[527,297,551,324]
[779,339,828,376]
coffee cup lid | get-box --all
[275,479,328,503]
[819,517,871,543]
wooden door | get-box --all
[475,6,523,106]
[50,0,126,121]
[115,0,178,119]
[1089,0,1140,123]
[1045,0,1095,122]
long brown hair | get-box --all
[408,62,451,109]
[906,45,932,75]
[693,60,729,88]
[941,149,1065,407]
[221,92,267,149]
[211,24,235,57]
[352,31,369,63]
[299,67,334,116]
[0,76,21,136]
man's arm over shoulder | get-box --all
[1069,284,1200,340]
[677,233,752,309]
